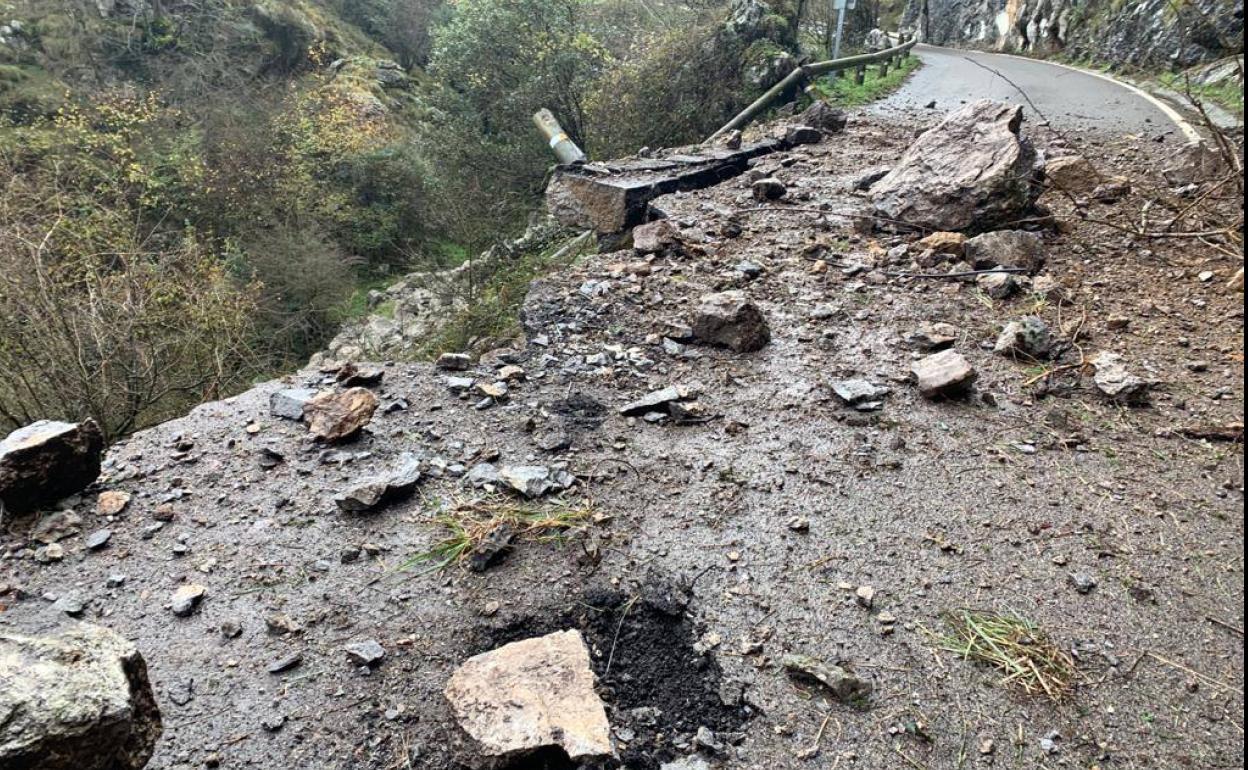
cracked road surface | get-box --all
[876,44,1193,139]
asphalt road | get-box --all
[874,44,1193,139]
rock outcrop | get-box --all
[903,0,1243,68]
[0,624,162,770]
[871,101,1043,233]
[1,420,104,514]
[902,0,1242,69]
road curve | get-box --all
[873,44,1194,140]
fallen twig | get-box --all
[886,267,1030,279]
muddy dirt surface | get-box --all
[2,107,1243,770]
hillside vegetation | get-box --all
[0,0,911,439]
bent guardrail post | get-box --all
[704,38,916,144]
[533,108,587,165]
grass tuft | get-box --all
[810,55,922,107]
[934,609,1077,701]
[397,493,597,574]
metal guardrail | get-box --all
[705,37,918,143]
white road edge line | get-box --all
[990,50,1204,143]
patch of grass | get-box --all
[397,493,597,573]
[934,609,1077,701]
[417,229,592,357]
[810,55,921,107]
[1159,72,1244,117]
[334,273,400,323]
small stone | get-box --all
[498,365,526,383]
[912,351,977,399]
[979,738,995,755]
[1090,352,1152,402]
[798,101,847,133]
[267,652,303,674]
[303,388,378,442]
[964,230,1045,273]
[977,271,1018,299]
[52,594,86,617]
[691,291,770,352]
[1106,315,1131,331]
[84,529,112,551]
[787,517,810,532]
[752,177,787,201]
[170,583,206,617]
[336,363,384,386]
[915,231,966,256]
[781,654,872,706]
[784,125,823,145]
[334,453,423,513]
[344,639,386,668]
[830,379,890,406]
[904,322,959,351]
[994,317,1052,359]
[444,376,475,393]
[106,573,127,588]
[265,614,302,636]
[436,352,472,371]
[96,490,132,516]
[497,465,573,498]
[633,219,681,254]
[220,620,243,639]
[619,385,698,417]
[269,388,317,421]
[855,585,875,608]
[1069,572,1097,594]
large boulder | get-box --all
[871,101,1043,233]
[0,623,162,770]
[445,629,613,768]
[0,420,104,514]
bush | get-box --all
[0,220,258,441]
[0,92,258,440]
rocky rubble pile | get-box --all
[0,99,1241,770]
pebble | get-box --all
[344,639,386,668]
[170,583,206,617]
[85,529,112,551]
[1069,572,1097,594]
[267,652,303,674]
[855,585,876,608]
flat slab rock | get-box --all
[0,623,162,770]
[444,629,612,768]
[0,419,104,513]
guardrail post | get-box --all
[879,59,890,78]
[533,108,587,165]
[854,63,866,85]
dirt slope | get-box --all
[1,109,1243,770]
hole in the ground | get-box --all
[502,746,577,770]
[474,573,750,770]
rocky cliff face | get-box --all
[902,0,1243,68]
